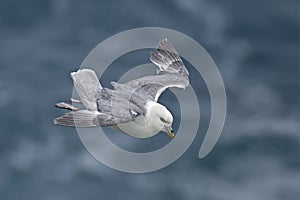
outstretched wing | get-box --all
[150,38,189,78]
[54,85,149,128]
[71,69,102,111]
[53,109,137,127]
[124,39,189,101]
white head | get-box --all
[146,102,174,139]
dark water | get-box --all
[0,0,298,200]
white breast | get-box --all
[115,116,159,138]
[111,101,170,138]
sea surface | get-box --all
[0,0,298,200]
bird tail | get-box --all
[71,69,102,111]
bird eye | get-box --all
[160,117,167,123]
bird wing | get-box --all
[124,39,189,101]
[71,69,102,111]
[53,109,136,127]
[54,82,147,127]
[94,86,148,125]
[54,84,147,127]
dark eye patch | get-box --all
[160,117,167,123]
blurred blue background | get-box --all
[0,0,298,200]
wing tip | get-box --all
[53,110,101,127]
[158,38,168,46]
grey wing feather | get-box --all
[54,109,135,127]
[123,39,189,101]
[54,86,144,127]
[95,87,147,122]
[150,38,189,78]
[54,110,102,127]
[71,69,102,111]
[124,74,188,101]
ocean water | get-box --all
[0,0,298,199]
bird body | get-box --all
[54,39,189,139]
